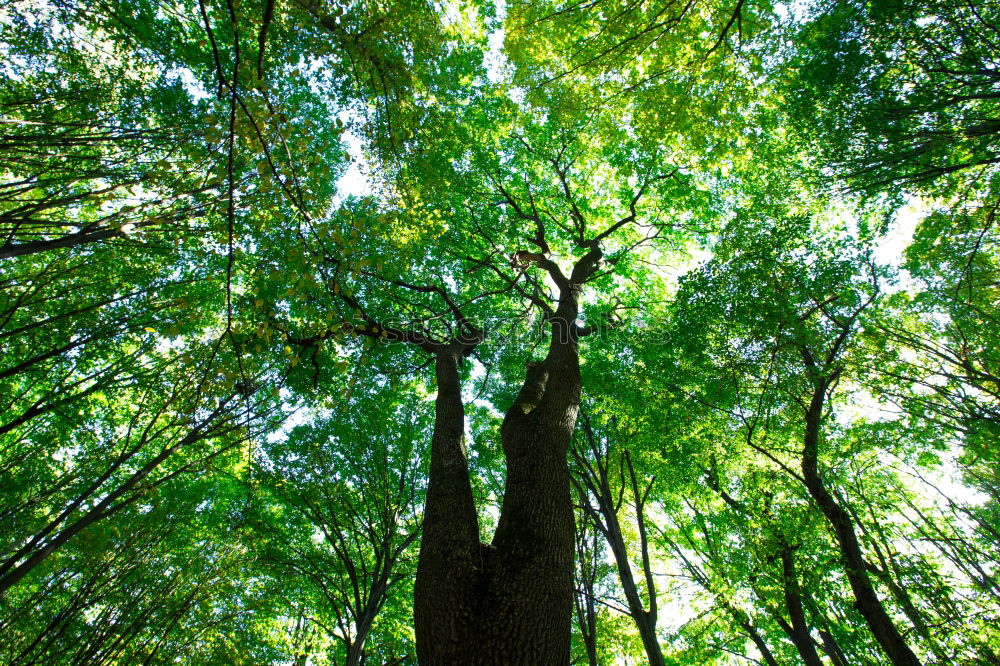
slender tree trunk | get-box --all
[778,545,824,666]
[571,422,665,666]
[573,509,600,666]
[596,485,664,666]
[413,345,483,664]
[849,498,940,649]
[347,595,382,666]
[804,596,851,666]
[800,378,922,666]
[624,450,665,666]
[735,610,780,666]
[0,227,123,259]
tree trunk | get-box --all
[413,243,603,662]
[736,611,779,666]
[778,544,824,666]
[413,346,483,664]
[573,508,600,666]
[480,360,576,663]
[414,307,583,663]
[571,420,666,666]
[800,379,923,666]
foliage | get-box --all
[2,0,999,663]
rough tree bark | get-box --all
[414,245,601,664]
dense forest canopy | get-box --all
[1,0,998,663]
